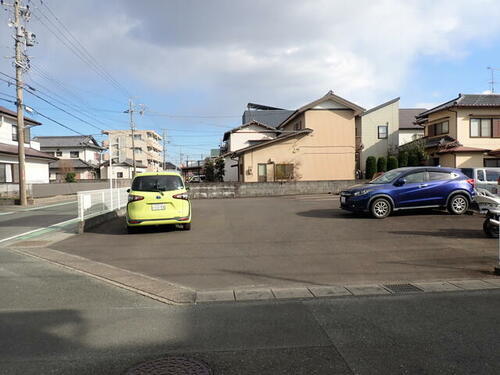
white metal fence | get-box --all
[77,187,129,221]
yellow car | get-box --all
[126,171,191,233]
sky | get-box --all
[1,0,500,165]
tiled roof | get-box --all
[100,158,147,168]
[399,108,427,129]
[416,94,500,118]
[437,146,490,154]
[49,158,98,169]
[0,105,42,126]
[0,142,57,160]
[33,135,103,150]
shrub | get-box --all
[377,157,387,173]
[387,156,398,171]
[398,151,408,167]
[65,172,76,183]
[365,156,377,180]
[408,152,419,166]
[204,158,215,182]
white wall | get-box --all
[0,115,31,147]
[41,147,100,164]
[229,124,276,152]
[0,154,50,183]
[26,159,50,183]
[360,100,399,171]
[398,129,424,145]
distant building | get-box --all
[0,106,55,190]
[33,135,103,181]
[103,130,163,172]
[100,159,147,179]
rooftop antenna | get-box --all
[487,66,500,93]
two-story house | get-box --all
[415,94,500,168]
[231,91,365,182]
[34,135,104,181]
[0,106,55,189]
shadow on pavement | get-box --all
[297,208,452,219]
[389,228,486,239]
[85,217,181,235]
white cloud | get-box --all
[2,0,500,113]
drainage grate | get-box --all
[384,283,423,293]
[125,356,212,375]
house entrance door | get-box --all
[258,163,267,182]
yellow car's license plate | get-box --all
[151,204,166,211]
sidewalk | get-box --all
[0,195,76,212]
[1,248,499,375]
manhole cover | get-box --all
[125,356,212,375]
[384,283,423,293]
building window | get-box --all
[70,151,80,158]
[12,125,18,141]
[427,120,449,136]
[378,125,388,139]
[117,172,123,178]
[133,134,142,140]
[56,151,63,157]
[0,163,14,183]
[294,121,302,130]
[484,158,500,167]
[275,164,294,180]
[471,118,500,138]
[134,147,142,154]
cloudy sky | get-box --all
[1,0,500,164]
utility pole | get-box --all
[128,99,136,177]
[162,129,167,170]
[4,0,34,205]
[14,0,26,205]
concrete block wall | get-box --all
[188,180,359,199]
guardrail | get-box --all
[77,187,129,221]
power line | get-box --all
[31,3,132,98]
[0,74,106,132]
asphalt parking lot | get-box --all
[48,194,498,292]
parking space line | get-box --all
[21,200,77,211]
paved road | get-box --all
[0,248,499,374]
[0,200,77,242]
[52,195,497,291]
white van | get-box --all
[460,168,500,194]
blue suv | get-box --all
[340,167,475,219]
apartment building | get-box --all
[103,130,163,172]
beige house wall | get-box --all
[360,100,399,171]
[438,153,455,167]
[424,107,500,168]
[456,108,500,149]
[242,109,356,182]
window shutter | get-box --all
[493,119,500,138]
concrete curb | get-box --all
[194,279,500,304]
[10,246,500,306]
[15,247,196,305]
[78,208,125,234]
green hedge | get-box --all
[377,157,387,173]
[398,151,408,167]
[365,156,377,180]
[387,156,398,170]
[408,153,419,166]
